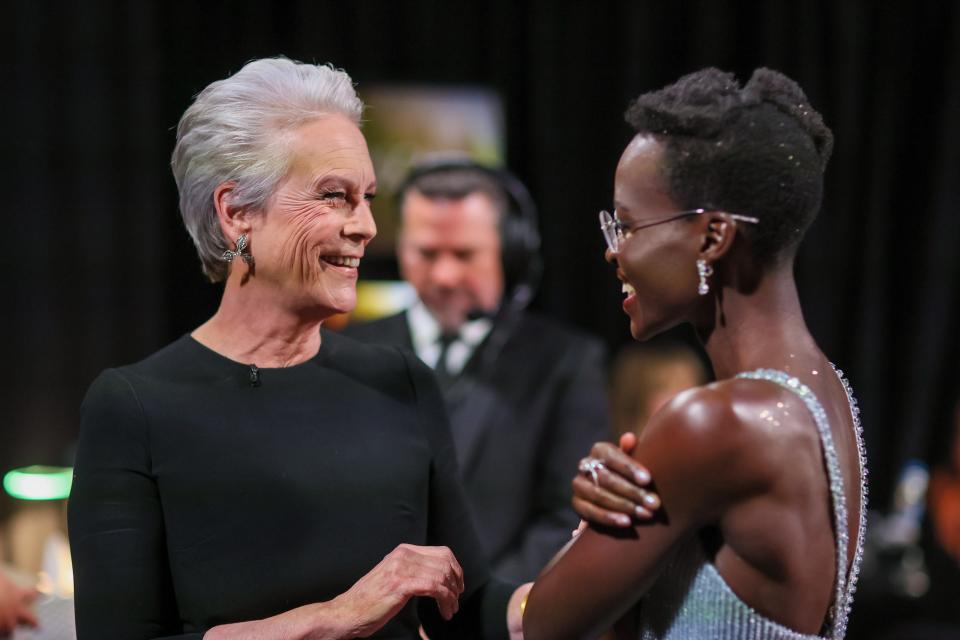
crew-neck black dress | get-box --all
[68,332,513,640]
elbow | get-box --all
[522,588,581,640]
[522,616,553,640]
[521,587,548,640]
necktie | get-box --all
[434,333,458,388]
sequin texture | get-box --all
[635,367,868,639]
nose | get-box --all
[429,253,463,289]
[345,202,377,244]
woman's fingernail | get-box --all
[614,513,631,526]
[635,506,651,518]
[643,493,660,508]
[635,469,650,484]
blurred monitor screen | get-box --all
[360,86,505,256]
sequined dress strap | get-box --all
[735,368,867,639]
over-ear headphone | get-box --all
[395,156,543,311]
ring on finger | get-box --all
[578,457,605,486]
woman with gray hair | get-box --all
[67,57,531,640]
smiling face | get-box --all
[239,115,377,318]
[611,135,703,340]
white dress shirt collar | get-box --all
[406,300,493,376]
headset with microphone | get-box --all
[395,155,543,314]
[395,155,543,383]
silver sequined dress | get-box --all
[636,368,868,640]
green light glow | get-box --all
[3,466,73,500]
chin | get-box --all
[628,312,675,343]
[313,292,356,319]
[330,299,357,316]
[438,314,466,333]
[629,319,656,342]
[426,304,471,332]
[626,306,649,341]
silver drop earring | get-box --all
[222,234,254,265]
[697,259,713,295]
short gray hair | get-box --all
[171,57,364,282]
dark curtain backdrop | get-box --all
[3,0,959,541]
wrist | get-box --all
[506,582,533,635]
[302,598,358,640]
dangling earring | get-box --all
[222,234,254,265]
[697,259,713,296]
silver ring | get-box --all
[578,458,605,486]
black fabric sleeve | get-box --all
[68,370,203,640]
[397,349,514,640]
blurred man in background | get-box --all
[346,158,609,582]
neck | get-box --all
[695,267,822,380]
[192,274,324,368]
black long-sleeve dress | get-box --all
[68,331,513,640]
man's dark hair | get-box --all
[625,67,833,266]
[398,164,509,222]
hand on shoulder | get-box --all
[574,378,810,532]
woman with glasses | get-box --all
[523,68,867,639]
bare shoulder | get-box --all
[641,378,792,459]
[635,378,809,522]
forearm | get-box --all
[522,527,662,640]
[522,539,600,639]
[204,599,353,640]
[523,568,614,639]
[506,583,532,640]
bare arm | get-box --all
[523,387,773,640]
[204,544,465,640]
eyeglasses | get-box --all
[598,208,760,253]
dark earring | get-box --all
[222,234,254,265]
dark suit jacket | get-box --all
[343,310,610,582]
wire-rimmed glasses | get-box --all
[598,208,760,253]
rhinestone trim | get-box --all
[736,367,868,638]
